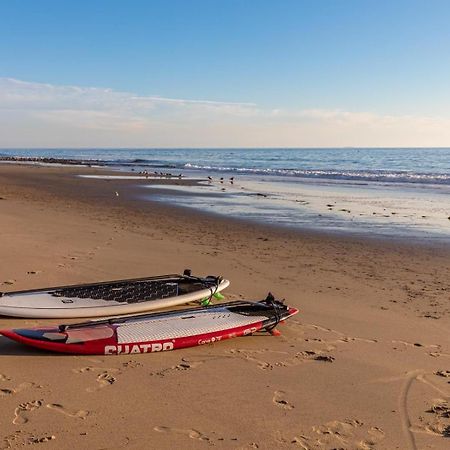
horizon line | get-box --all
[2,146,450,150]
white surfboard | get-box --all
[0,273,229,319]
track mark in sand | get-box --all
[338,336,378,344]
[0,382,35,397]
[227,348,335,370]
[288,419,385,449]
[399,370,423,450]
[154,426,211,442]
[154,425,243,445]
[12,400,43,425]
[392,340,441,353]
[0,374,11,382]
[304,323,378,345]
[273,391,294,410]
[72,366,120,392]
[150,355,230,377]
[389,341,450,359]
[46,403,90,419]
[417,373,450,397]
[371,370,450,443]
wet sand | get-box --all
[0,163,449,449]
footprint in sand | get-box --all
[151,363,195,378]
[290,419,385,450]
[72,366,120,392]
[154,426,211,442]
[0,382,35,397]
[122,360,143,369]
[227,348,292,370]
[150,355,229,378]
[26,270,42,275]
[273,391,294,410]
[227,348,335,370]
[435,370,450,378]
[410,399,450,438]
[29,435,56,444]
[2,431,55,448]
[46,403,90,419]
[2,430,26,448]
[304,323,378,346]
[237,444,260,450]
[87,371,117,392]
[0,388,14,396]
[13,400,43,425]
[174,359,206,371]
[392,339,441,352]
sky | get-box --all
[1,0,450,148]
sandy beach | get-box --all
[0,163,449,449]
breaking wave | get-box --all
[183,163,450,185]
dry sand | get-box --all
[0,164,449,449]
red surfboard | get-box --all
[0,296,298,355]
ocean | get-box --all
[2,147,450,240]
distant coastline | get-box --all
[0,155,105,166]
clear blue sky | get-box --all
[1,1,450,147]
[1,0,450,115]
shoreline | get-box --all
[138,183,450,248]
[2,161,450,250]
[3,153,450,244]
[1,163,450,449]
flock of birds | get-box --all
[115,173,236,197]
[208,176,235,184]
[134,168,236,184]
[138,170,183,178]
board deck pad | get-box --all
[53,280,179,303]
[115,310,269,343]
[0,273,230,318]
[0,299,298,355]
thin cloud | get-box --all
[0,78,255,112]
[1,78,450,147]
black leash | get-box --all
[262,292,284,333]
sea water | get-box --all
[2,148,450,240]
